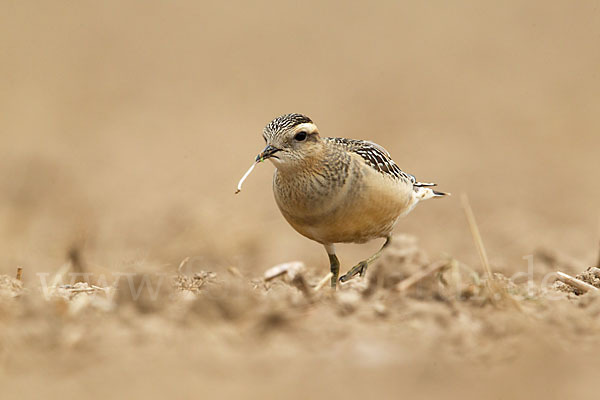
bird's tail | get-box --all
[414,182,450,201]
[432,189,449,197]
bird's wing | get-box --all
[325,137,417,183]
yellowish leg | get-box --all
[339,236,391,283]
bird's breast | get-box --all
[272,157,414,244]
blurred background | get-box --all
[1,0,599,279]
[3,2,600,399]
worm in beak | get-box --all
[255,145,281,162]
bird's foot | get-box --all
[339,261,369,283]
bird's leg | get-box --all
[339,236,391,283]
[324,244,340,289]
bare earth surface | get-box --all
[1,1,599,398]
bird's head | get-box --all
[256,113,322,169]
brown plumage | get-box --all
[254,113,447,288]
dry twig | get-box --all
[67,287,100,293]
[556,271,599,293]
[461,194,494,282]
[314,272,333,292]
[178,257,190,274]
[227,266,243,278]
[396,260,448,292]
[264,261,304,281]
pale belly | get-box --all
[274,164,415,244]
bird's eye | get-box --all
[294,131,307,141]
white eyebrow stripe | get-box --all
[292,122,319,134]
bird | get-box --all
[254,113,447,288]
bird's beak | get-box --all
[255,145,281,162]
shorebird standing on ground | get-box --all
[246,113,447,288]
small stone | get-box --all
[373,301,387,317]
[336,290,361,315]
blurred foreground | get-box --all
[2,236,600,399]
